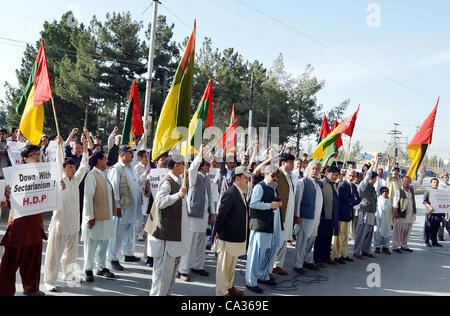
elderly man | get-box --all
[245,165,282,294]
[292,161,324,274]
[82,151,118,282]
[438,172,450,241]
[215,166,251,296]
[0,145,51,296]
[392,169,425,254]
[271,153,296,276]
[107,145,143,270]
[333,170,361,263]
[44,138,89,292]
[178,148,215,281]
[145,155,189,296]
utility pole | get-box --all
[248,72,254,149]
[388,123,402,158]
[143,0,159,149]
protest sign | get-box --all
[430,189,450,214]
[6,141,26,165]
[46,141,59,162]
[147,168,169,198]
[3,162,63,219]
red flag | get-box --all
[409,98,439,146]
[318,114,330,141]
[33,40,53,107]
[219,119,238,152]
[335,105,360,137]
[330,119,343,149]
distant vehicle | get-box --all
[336,161,356,170]
[425,170,437,178]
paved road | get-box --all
[1,194,449,296]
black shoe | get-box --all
[178,273,190,282]
[293,267,306,275]
[432,242,443,247]
[124,255,141,263]
[426,242,433,248]
[439,237,445,242]
[382,248,391,255]
[393,248,402,254]
[85,270,94,283]
[246,285,263,294]
[97,268,115,279]
[362,252,375,258]
[257,278,276,286]
[401,247,413,253]
[335,257,346,264]
[146,257,154,267]
[191,269,209,277]
[354,254,364,260]
[304,262,320,270]
[110,260,125,271]
[375,248,381,254]
[343,256,354,262]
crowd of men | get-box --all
[0,126,448,296]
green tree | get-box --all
[350,140,363,160]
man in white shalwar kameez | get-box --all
[293,161,323,275]
[145,155,189,296]
[82,152,117,282]
[272,153,296,275]
[245,165,282,295]
[107,145,143,270]
[134,150,151,241]
[374,187,392,254]
[44,138,89,292]
[178,148,214,281]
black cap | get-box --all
[119,145,136,155]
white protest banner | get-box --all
[147,168,169,198]
[6,141,26,166]
[430,189,450,214]
[3,162,63,220]
[46,141,59,162]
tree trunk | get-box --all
[150,108,156,148]
[84,103,89,128]
[116,102,121,127]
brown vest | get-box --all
[92,171,117,221]
[277,170,291,224]
[145,175,183,241]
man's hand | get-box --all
[56,135,63,145]
[83,128,90,137]
[271,201,281,210]
[71,128,79,136]
[178,187,187,199]
[117,208,122,219]
[295,216,301,225]
[209,215,215,225]
[145,164,151,175]
[329,152,338,159]
[145,180,151,192]
[113,126,119,134]
[83,140,89,153]
[88,219,96,229]
[60,180,66,191]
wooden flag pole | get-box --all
[51,97,65,163]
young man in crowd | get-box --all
[44,138,89,292]
[134,150,151,242]
[178,147,215,281]
[0,145,52,296]
[374,187,393,254]
[423,178,445,247]
[82,151,118,282]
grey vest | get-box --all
[359,183,377,214]
[249,182,276,233]
[300,177,317,219]
[188,173,211,218]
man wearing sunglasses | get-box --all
[245,164,282,294]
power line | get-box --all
[235,0,435,101]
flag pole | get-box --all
[344,136,352,169]
[51,97,65,163]
[143,0,159,150]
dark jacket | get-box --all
[215,185,249,243]
[318,178,340,236]
[338,180,361,222]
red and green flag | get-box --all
[152,21,196,161]
[318,114,330,144]
[189,78,214,148]
[16,40,53,145]
[313,105,360,161]
[407,98,439,181]
[323,119,343,166]
[219,119,238,153]
[121,80,145,146]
